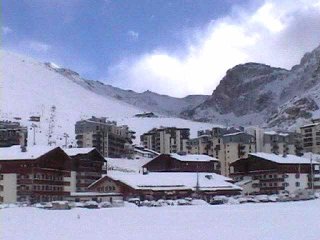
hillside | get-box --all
[45,63,209,116]
[182,44,320,129]
[0,51,215,147]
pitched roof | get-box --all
[63,147,95,156]
[0,145,57,161]
[249,152,315,164]
[104,172,241,191]
[170,153,218,162]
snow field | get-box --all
[1,200,320,240]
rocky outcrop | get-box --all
[182,44,320,128]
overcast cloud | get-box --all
[107,0,320,97]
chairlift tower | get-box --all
[47,105,56,146]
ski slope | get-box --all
[0,51,216,146]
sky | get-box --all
[2,0,320,97]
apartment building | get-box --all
[0,145,75,203]
[0,121,28,147]
[75,116,135,158]
[230,152,320,194]
[246,127,303,156]
[0,146,106,204]
[187,127,255,176]
[143,153,220,173]
[63,148,105,192]
[220,132,256,176]
[300,119,320,154]
[140,127,190,154]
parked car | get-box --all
[84,201,99,209]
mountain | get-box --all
[0,51,215,147]
[181,44,320,129]
[45,64,209,116]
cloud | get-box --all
[28,41,51,52]
[2,26,12,35]
[127,30,139,41]
[108,0,320,97]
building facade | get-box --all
[245,127,303,156]
[300,119,320,154]
[142,153,220,173]
[88,172,242,201]
[230,152,320,194]
[75,116,135,158]
[0,121,28,147]
[140,127,190,154]
[0,146,75,203]
[64,148,105,192]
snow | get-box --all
[63,147,96,156]
[0,145,56,160]
[0,50,215,147]
[170,153,218,162]
[70,192,121,197]
[106,157,153,173]
[106,172,240,191]
[2,200,320,240]
[249,152,315,164]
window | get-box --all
[295,173,300,179]
[0,175,3,180]
[295,182,300,187]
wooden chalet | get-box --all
[142,153,220,173]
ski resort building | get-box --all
[75,116,135,158]
[187,127,256,176]
[142,153,220,173]
[300,119,320,154]
[0,146,106,204]
[140,127,190,154]
[63,148,105,192]
[0,146,75,204]
[0,121,28,147]
[230,152,320,194]
[245,127,303,156]
[88,172,242,201]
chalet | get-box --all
[0,145,75,204]
[142,153,220,173]
[63,148,105,192]
[67,192,123,203]
[230,152,320,195]
[88,172,241,201]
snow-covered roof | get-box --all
[105,172,241,191]
[63,147,95,156]
[223,132,243,137]
[170,153,218,162]
[249,152,316,164]
[0,145,57,161]
[70,192,122,197]
[264,131,277,135]
[106,157,153,173]
[302,153,320,163]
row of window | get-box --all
[97,186,116,192]
[254,182,300,188]
[18,174,64,181]
[19,185,64,192]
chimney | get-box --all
[142,167,148,175]
[21,145,27,152]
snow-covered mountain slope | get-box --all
[0,51,216,146]
[182,44,320,129]
[45,64,209,116]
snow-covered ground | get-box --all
[0,50,216,147]
[1,200,320,240]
